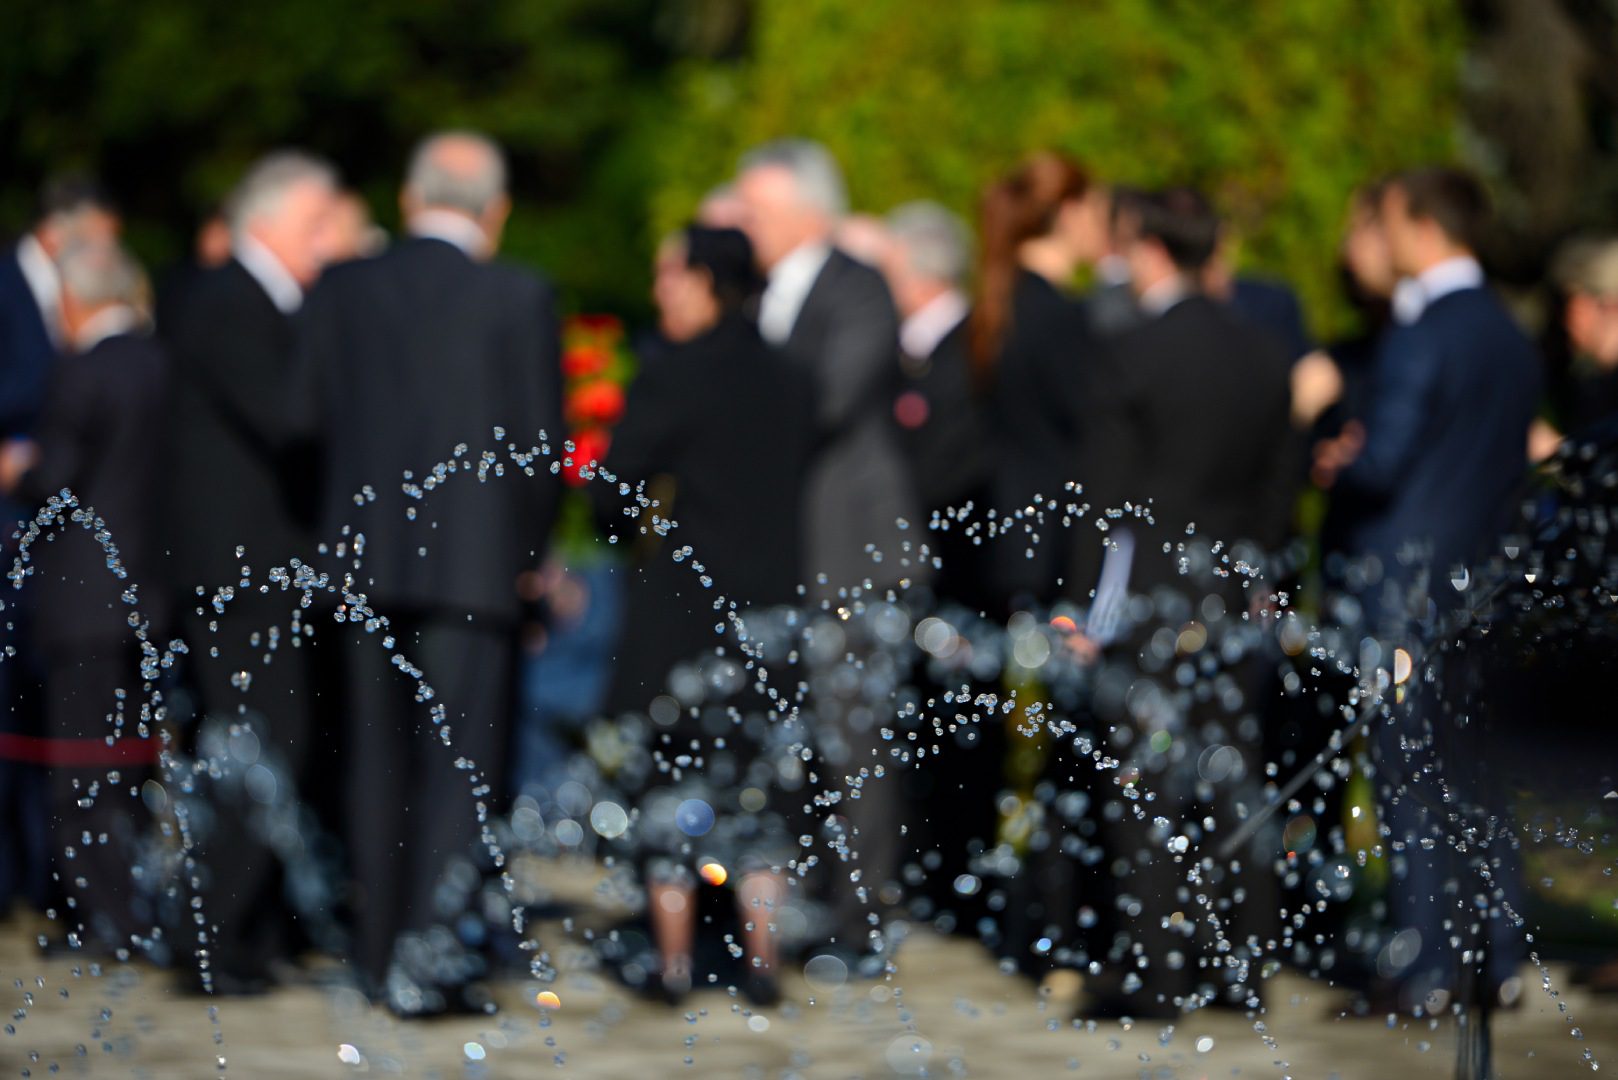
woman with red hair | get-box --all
[971,152,1110,608]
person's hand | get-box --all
[0,439,39,495]
[1311,420,1364,489]
[1290,350,1344,429]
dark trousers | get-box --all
[0,592,50,914]
[42,644,152,950]
[180,596,316,980]
[342,613,514,988]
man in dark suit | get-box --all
[1317,168,1537,1014]
[735,140,919,967]
[881,200,988,601]
[158,150,342,993]
[0,177,120,917]
[736,140,919,599]
[1069,188,1294,1017]
[291,131,563,1014]
[1,241,167,955]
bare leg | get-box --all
[648,876,696,995]
[737,870,784,979]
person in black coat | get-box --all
[290,132,563,1014]
[1316,169,1537,1014]
[157,150,342,992]
[2,241,166,954]
[735,140,918,600]
[968,153,1107,610]
[734,141,923,961]
[0,176,119,917]
[1066,188,1294,1017]
[594,225,814,1004]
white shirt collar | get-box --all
[1393,255,1484,325]
[758,240,832,346]
[1138,274,1190,318]
[408,209,490,259]
[233,233,303,314]
[16,234,63,347]
[72,304,140,353]
[899,288,968,362]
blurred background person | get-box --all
[0,174,120,921]
[876,199,1004,932]
[1081,184,1142,339]
[735,138,915,598]
[321,190,388,265]
[833,212,893,268]
[158,149,341,995]
[594,224,814,1006]
[1068,186,1294,1016]
[1315,167,1539,1016]
[1,240,167,956]
[970,152,1105,609]
[1538,235,1618,456]
[734,138,914,964]
[291,130,563,1016]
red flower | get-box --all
[567,379,626,426]
[562,426,612,486]
[562,344,611,379]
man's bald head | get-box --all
[402,130,512,253]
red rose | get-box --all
[567,379,626,426]
[562,426,612,486]
[562,344,611,379]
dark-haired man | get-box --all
[1063,187,1294,1017]
[1315,167,1537,1015]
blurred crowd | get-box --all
[0,131,1614,1021]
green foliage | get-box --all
[655,0,1468,338]
[0,0,673,317]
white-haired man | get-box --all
[158,149,341,995]
[292,130,563,1016]
[4,241,167,957]
[734,139,915,595]
[880,201,988,598]
[735,139,917,973]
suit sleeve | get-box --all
[284,281,335,446]
[1067,339,1143,595]
[1339,325,1441,501]
[593,357,682,537]
[174,291,304,459]
[510,278,566,558]
[16,355,95,505]
[814,273,900,436]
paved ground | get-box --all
[2,893,1613,1080]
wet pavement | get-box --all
[2,898,1614,1079]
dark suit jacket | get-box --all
[1229,276,1314,363]
[291,237,563,623]
[896,317,994,609]
[158,259,311,594]
[782,249,917,595]
[594,314,814,713]
[0,243,55,438]
[1339,286,1540,580]
[1071,293,1294,600]
[19,332,169,648]
[987,270,1094,603]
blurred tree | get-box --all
[653,0,1468,338]
[0,0,704,318]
